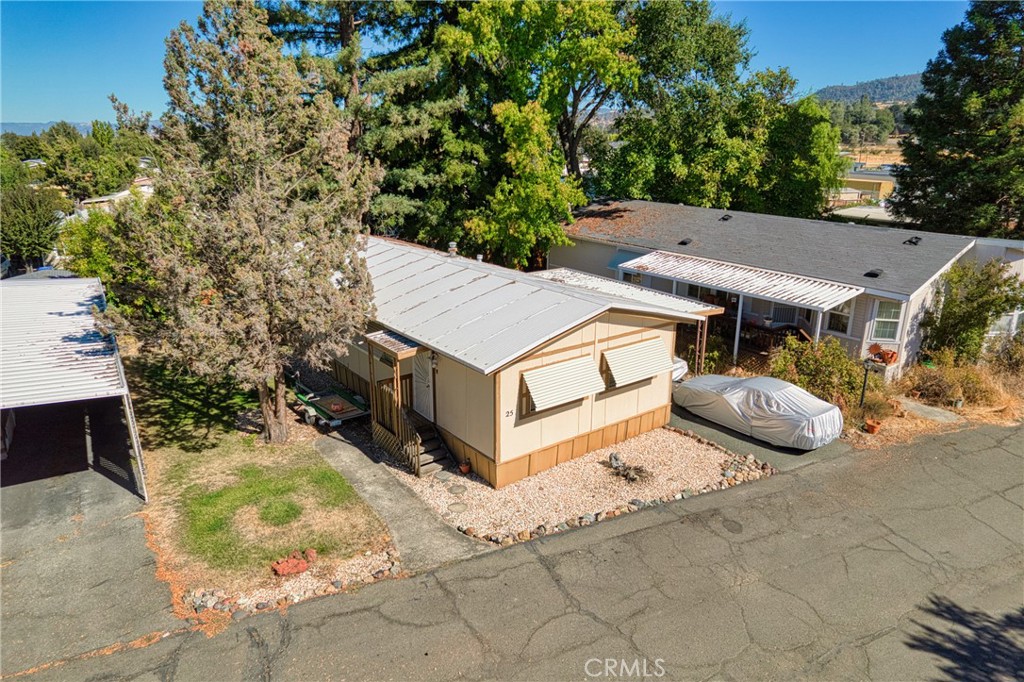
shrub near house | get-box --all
[769,336,867,409]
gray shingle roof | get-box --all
[568,201,975,296]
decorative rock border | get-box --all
[184,546,404,618]
[458,427,778,547]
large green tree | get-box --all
[823,96,897,145]
[265,1,627,266]
[36,113,150,200]
[891,1,1024,237]
[0,185,71,271]
[585,1,846,218]
[442,0,637,179]
[109,0,381,443]
[463,101,585,268]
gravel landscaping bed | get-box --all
[389,426,778,544]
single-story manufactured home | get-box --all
[549,200,1021,378]
[329,237,720,488]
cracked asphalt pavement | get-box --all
[6,423,1023,681]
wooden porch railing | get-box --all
[371,381,423,476]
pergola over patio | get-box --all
[619,251,864,363]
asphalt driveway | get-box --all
[11,421,1021,681]
[0,400,179,675]
[671,404,853,472]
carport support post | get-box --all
[83,406,94,468]
[732,294,744,365]
[121,393,149,502]
[813,310,823,343]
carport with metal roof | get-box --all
[0,278,148,500]
[618,250,864,364]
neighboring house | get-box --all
[969,237,1024,339]
[329,237,718,488]
[549,200,994,378]
[831,204,906,226]
[829,187,864,207]
[78,178,154,213]
[842,171,896,201]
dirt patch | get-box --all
[234,494,383,549]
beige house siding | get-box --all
[493,311,675,486]
[330,309,675,488]
[331,341,413,398]
[433,353,495,459]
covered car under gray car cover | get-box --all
[673,375,843,450]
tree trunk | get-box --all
[558,114,582,179]
[339,7,362,144]
[566,134,581,181]
[258,370,289,444]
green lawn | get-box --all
[129,359,384,574]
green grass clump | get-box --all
[259,498,303,526]
[182,463,361,569]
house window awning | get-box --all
[522,356,606,411]
[619,251,863,312]
[603,338,673,388]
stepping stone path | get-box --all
[435,470,454,482]
[448,484,467,496]
[448,502,468,513]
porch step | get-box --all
[419,460,445,475]
[404,411,453,476]
[418,446,448,466]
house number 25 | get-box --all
[504,410,514,418]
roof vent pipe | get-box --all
[448,242,458,257]
[476,254,483,262]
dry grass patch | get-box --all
[129,359,390,603]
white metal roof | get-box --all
[619,251,864,312]
[363,238,707,375]
[602,338,673,388]
[521,356,606,411]
[532,268,721,318]
[0,278,128,409]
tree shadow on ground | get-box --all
[904,594,1024,682]
[127,359,259,452]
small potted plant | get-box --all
[459,459,471,475]
[951,386,964,409]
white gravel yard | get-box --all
[390,427,742,539]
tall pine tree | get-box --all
[891,1,1024,237]
[117,0,381,443]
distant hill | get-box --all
[814,74,923,104]
[1,121,93,136]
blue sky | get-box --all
[1,1,969,123]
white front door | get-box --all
[412,352,434,421]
